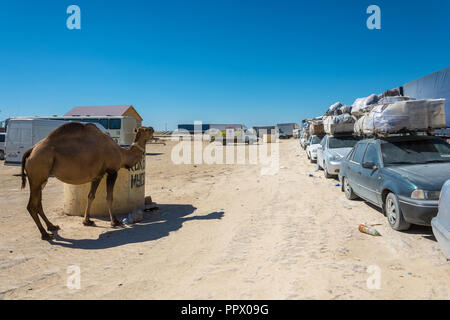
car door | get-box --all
[360,143,382,204]
[347,142,367,196]
[317,136,327,168]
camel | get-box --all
[21,122,154,240]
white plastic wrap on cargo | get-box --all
[354,99,446,135]
[351,94,379,118]
[323,115,356,134]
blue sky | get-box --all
[0,0,448,130]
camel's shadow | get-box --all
[50,204,224,250]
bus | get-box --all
[20,116,140,146]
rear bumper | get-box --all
[398,195,438,226]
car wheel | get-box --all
[385,193,411,231]
[343,177,357,200]
[323,163,332,179]
[0,150,4,161]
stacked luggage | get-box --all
[309,118,325,135]
[323,102,356,134]
[352,92,446,136]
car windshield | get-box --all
[311,136,322,144]
[381,139,450,165]
[328,136,359,149]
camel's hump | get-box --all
[47,122,101,138]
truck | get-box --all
[276,123,299,139]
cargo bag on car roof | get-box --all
[351,94,379,118]
[323,113,356,134]
[354,98,446,136]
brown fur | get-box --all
[21,122,154,240]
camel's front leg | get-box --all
[83,176,102,226]
[106,171,121,227]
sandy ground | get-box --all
[0,139,449,300]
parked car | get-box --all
[339,135,450,231]
[209,128,257,145]
[306,134,324,163]
[317,134,360,178]
[243,129,258,144]
[432,179,450,259]
[0,132,5,160]
[300,133,310,150]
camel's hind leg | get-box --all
[83,176,102,226]
[106,171,120,227]
[27,184,53,240]
[36,186,60,232]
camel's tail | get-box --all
[21,148,33,189]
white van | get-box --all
[4,118,108,166]
[0,132,5,160]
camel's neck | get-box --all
[120,142,146,169]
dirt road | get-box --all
[0,139,448,299]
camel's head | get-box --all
[134,127,154,143]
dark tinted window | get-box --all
[99,119,109,129]
[82,118,99,123]
[363,144,379,164]
[352,143,367,164]
[311,136,322,144]
[0,134,5,142]
[109,119,121,129]
[328,136,360,149]
[381,138,450,165]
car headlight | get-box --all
[411,189,441,200]
[329,154,342,162]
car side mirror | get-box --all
[317,145,323,150]
[362,161,377,170]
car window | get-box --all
[311,136,321,144]
[351,143,367,164]
[346,147,355,160]
[363,143,379,164]
[328,136,360,149]
[381,139,450,165]
[0,134,5,143]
